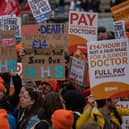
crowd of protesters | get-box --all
[0,24,129,129]
[0,0,129,129]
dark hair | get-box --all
[21,83,42,128]
[96,99,106,108]
[41,92,64,123]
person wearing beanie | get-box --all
[51,109,74,129]
[0,109,10,129]
[38,81,57,96]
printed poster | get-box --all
[68,11,98,53]
[113,20,126,39]
[88,39,129,99]
[28,0,51,23]
[117,101,129,129]
[111,0,129,28]
[0,15,21,38]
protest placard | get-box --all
[69,56,87,89]
[28,0,51,23]
[21,24,68,48]
[17,63,22,78]
[22,48,65,81]
[0,15,21,38]
[111,0,129,28]
[113,20,126,39]
[68,11,98,53]
[88,38,129,99]
[0,30,17,73]
[117,101,129,129]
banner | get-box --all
[111,0,129,28]
[28,0,51,23]
[0,0,20,16]
[0,30,17,73]
[68,11,98,53]
[21,24,68,48]
[0,15,21,38]
[69,56,87,87]
[88,38,129,99]
[117,101,129,129]
[113,20,126,39]
[22,48,65,81]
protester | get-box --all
[51,109,74,129]
[17,82,41,129]
[38,81,57,97]
[0,77,13,129]
[61,89,86,129]
[34,92,65,129]
[76,96,129,129]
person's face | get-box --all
[98,32,108,40]
[39,84,53,95]
[110,98,118,107]
[19,87,34,109]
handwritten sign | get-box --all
[21,24,68,48]
[69,56,87,86]
[88,38,129,99]
[68,11,98,53]
[111,0,129,28]
[0,30,17,73]
[28,0,51,23]
[113,20,126,39]
[22,48,65,81]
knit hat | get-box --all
[0,77,6,93]
[16,44,22,53]
[51,109,74,129]
[41,81,57,91]
[0,109,10,129]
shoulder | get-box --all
[35,120,49,129]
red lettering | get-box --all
[70,13,78,24]
[87,14,96,26]
[78,14,88,25]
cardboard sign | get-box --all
[68,11,98,53]
[28,0,51,23]
[113,20,126,39]
[22,48,65,81]
[117,101,129,129]
[0,15,21,38]
[69,56,87,87]
[21,24,68,48]
[111,0,129,28]
[88,38,129,99]
[0,30,17,73]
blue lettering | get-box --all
[26,66,35,79]
[8,60,17,72]
[55,65,63,78]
